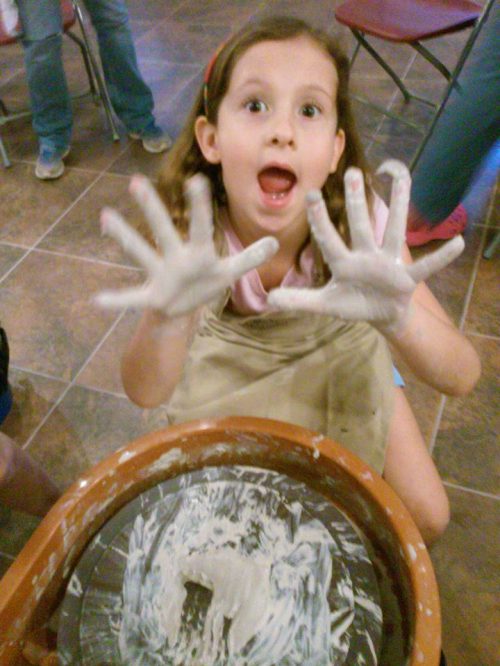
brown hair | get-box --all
[157,15,372,245]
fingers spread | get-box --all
[407,235,465,284]
[223,236,279,282]
[376,160,411,257]
[129,174,181,255]
[344,167,376,252]
[306,190,349,264]
[101,207,160,270]
[185,174,215,247]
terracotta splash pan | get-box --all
[0,417,441,665]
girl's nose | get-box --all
[267,113,296,147]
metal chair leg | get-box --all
[483,230,500,259]
[66,30,99,102]
[351,29,412,103]
[0,135,12,168]
[71,0,120,141]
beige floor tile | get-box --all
[25,385,169,490]
[37,173,151,265]
[0,164,97,246]
[431,487,500,666]
[0,251,140,380]
[76,310,140,395]
[0,504,41,559]
[1,368,68,446]
[433,336,500,495]
[466,225,500,337]
[0,244,26,277]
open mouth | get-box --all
[258,166,297,201]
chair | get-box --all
[0,0,119,168]
[335,0,496,171]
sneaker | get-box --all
[128,130,172,154]
[406,204,467,247]
[0,327,12,425]
[35,146,70,180]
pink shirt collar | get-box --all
[220,213,314,315]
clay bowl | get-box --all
[0,417,441,665]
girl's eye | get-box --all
[245,99,267,113]
[301,104,321,118]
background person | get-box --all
[16,0,171,180]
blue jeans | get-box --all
[16,0,160,153]
[411,2,500,224]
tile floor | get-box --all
[0,1,498,663]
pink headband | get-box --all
[203,42,227,115]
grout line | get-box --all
[72,383,127,400]
[473,221,500,230]
[21,382,73,452]
[21,308,129,452]
[10,157,106,174]
[458,215,492,332]
[73,307,127,385]
[31,173,101,251]
[27,246,143,271]
[443,480,500,501]
[428,394,446,455]
[9,364,68,384]
[466,331,500,342]
[76,168,142,180]
[371,50,419,145]
[0,66,25,87]
[1,138,138,277]
[0,240,31,250]
[0,247,31,286]
[430,215,492,451]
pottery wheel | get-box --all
[58,466,383,665]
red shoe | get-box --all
[406,204,467,247]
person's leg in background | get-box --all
[0,329,60,516]
[407,3,500,246]
[83,0,171,153]
[16,0,73,179]
[0,433,61,516]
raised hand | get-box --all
[95,174,278,318]
[268,160,464,335]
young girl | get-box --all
[97,17,480,545]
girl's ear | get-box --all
[329,129,346,174]
[195,116,221,164]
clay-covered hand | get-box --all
[268,160,464,335]
[95,174,278,318]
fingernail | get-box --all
[376,159,409,181]
[187,174,206,196]
[100,208,112,234]
[306,190,322,204]
[130,174,147,198]
[345,169,362,191]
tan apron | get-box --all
[166,300,394,474]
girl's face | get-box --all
[196,36,345,248]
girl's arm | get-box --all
[121,310,199,407]
[96,175,278,408]
[384,244,480,396]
